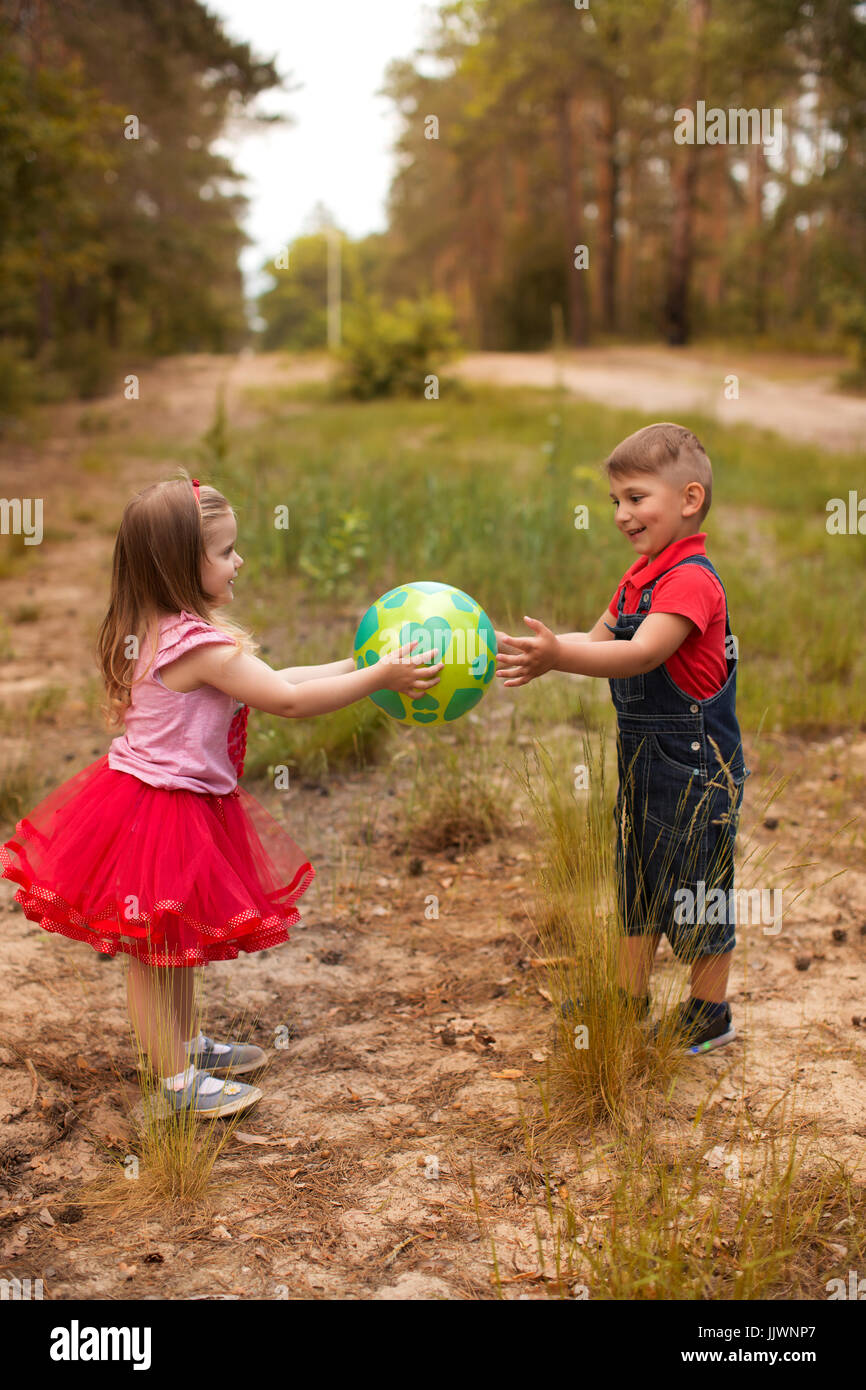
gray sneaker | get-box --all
[188,1034,267,1077]
[161,1068,262,1118]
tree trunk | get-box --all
[105,266,123,348]
[596,86,620,333]
[664,0,710,346]
[556,92,589,346]
[665,145,700,345]
[750,140,767,335]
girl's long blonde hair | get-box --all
[95,470,259,731]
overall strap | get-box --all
[657,555,732,637]
[657,553,725,595]
[628,554,728,617]
[609,553,728,626]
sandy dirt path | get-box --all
[452,347,866,454]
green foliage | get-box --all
[0,5,279,390]
[258,227,397,351]
[838,302,866,391]
[199,389,231,468]
[333,292,461,400]
[297,508,371,597]
[245,698,393,783]
[59,331,119,401]
[259,232,343,350]
[0,338,36,428]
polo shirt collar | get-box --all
[623,532,708,590]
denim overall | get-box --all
[606,555,750,961]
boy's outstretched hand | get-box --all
[494,618,561,687]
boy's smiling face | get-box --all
[201,510,243,606]
[609,471,705,561]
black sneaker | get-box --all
[649,999,735,1053]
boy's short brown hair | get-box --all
[603,423,712,523]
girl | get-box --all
[1,473,443,1118]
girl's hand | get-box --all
[379,639,444,698]
[494,617,560,687]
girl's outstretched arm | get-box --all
[184,643,443,718]
[275,657,355,683]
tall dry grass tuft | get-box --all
[515,1085,866,1299]
[512,729,690,1129]
[400,723,513,856]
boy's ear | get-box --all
[682,481,705,515]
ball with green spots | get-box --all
[352,581,497,725]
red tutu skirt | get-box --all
[0,756,315,967]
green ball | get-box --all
[352,580,497,725]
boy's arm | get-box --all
[497,609,614,655]
[497,611,693,685]
[556,610,619,644]
[555,612,694,676]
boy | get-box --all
[495,423,750,1053]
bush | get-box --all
[838,303,866,393]
[0,338,37,431]
[58,331,119,400]
[333,292,461,400]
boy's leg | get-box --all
[617,933,661,996]
[689,949,732,1004]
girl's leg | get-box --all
[168,963,198,1044]
[127,957,187,1077]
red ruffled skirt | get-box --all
[0,755,315,967]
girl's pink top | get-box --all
[107,609,243,794]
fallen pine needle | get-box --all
[25,1058,39,1107]
[383,1234,418,1266]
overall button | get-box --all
[690,741,700,750]
[690,703,699,713]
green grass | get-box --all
[165,381,865,744]
[245,692,393,783]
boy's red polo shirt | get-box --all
[607,532,729,700]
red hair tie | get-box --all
[191,478,201,505]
